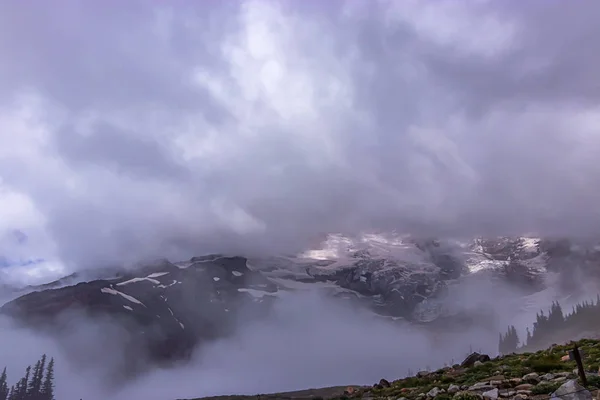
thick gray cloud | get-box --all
[1,0,600,274]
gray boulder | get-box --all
[550,379,592,400]
[482,388,498,400]
[461,352,491,367]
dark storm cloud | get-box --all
[54,122,189,181]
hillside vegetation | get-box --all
[499,296,600,355]
[189,338,600,400]
[345,338,600,400]
[0,354,55,400]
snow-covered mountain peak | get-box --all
[298,232,437,265]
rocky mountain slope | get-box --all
[349,337,600,400]
[2,235,600,372]
[1,255,279,368]
[189,338,600,400]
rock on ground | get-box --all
[550,379,592,400]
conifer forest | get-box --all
[0,355,55,400]
[499,295,600,355]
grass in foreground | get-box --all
[186,338,600,400]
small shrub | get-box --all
[586,375,600,389]
[394,376,433,389]
[529,360,562,373]
[524,354,563,373]
[460,369,494,386]
[434,394,452,400]
[471,363,495,373]
[504,366,528,378]
[531,382,561,395]
[454,392,480,400]
[587,363,599,372]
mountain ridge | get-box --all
[2,235,600,378]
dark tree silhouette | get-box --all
[0,368,8,400]
[498,325,519,354]
[28,354,46,400]
[0,354,55,400]
[40,358,54,400]
[16,366,30,400]
[508,294,600,351]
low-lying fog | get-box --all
[0,271,596,400]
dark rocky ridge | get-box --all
[1,255,279,372]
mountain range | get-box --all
[1,234,599,377]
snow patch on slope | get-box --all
[156,280,179,289]
[237,288,277,298]
[521,237,540,252]
[101,287,146,307]
[117,277,160,286]
[147,272,169,278]
[299,233,427,263]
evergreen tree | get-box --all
[7,386,14,400]
[14,379,23,400]
[0,368,8,400]
[27,360,41,399]
[548,301,565,329]
[12,365,31,400]
[529,308,551,348]
[28,355,46,400]
[511,325,520,349]
[516,295,600,351]
[498,325,519,354]
[40,358,54,400]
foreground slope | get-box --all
[187,338,600,400]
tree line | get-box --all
[498,295,600,354]
[0,355,55,400]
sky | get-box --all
[2,0,600,282]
